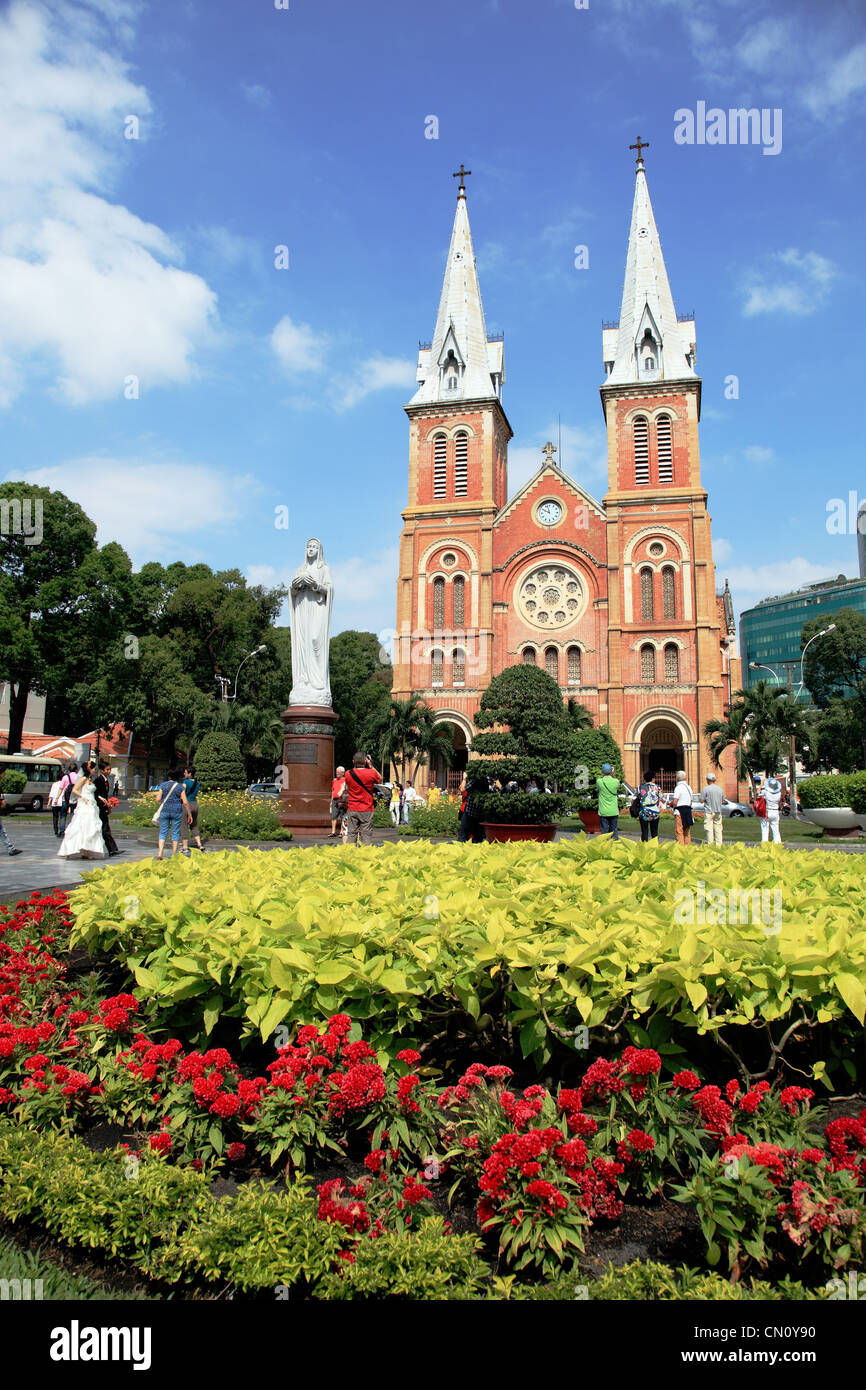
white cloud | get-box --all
[508,423,608,498]
[712,537,733,564]
[245,547,399,637]
[242,82,272,109]
[191,224,260,269]
[334,356,416,411]
[742,249,838,317]
[726,558,838,610]
[803,42,866,117]
[11,456,254,563]
[743,445,775,464]
[271,315,330,374]
[0,1,218,406]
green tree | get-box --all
[470,665,587,823]
[566,698,595,731]
[802,609,866,765]
[799,699,864,774]
[407,705,456,784]
[329,630,392,769]
[704,701,755,791]
[194,731,247,790]
[0,482,132,752]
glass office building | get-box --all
[739,576,866,700]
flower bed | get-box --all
[1,892,863,1295]
[122,791,292,841]
[68,840,866,1081]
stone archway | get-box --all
[428,712,472,794]
[639,719,684,795]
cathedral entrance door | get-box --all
[640,720,684,795]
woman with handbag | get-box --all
[672,769,695,846]
[636,770,661,842]
[153,768,191,859]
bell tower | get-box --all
[393,170,512,707]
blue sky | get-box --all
[2,0,865,642]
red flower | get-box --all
[622,1047,662,1077]
[210,1092,241,1119]
[671,1070,701,1091]
[149,1132,172,1154]
[779,1086,814,1115]
[396,1048,421,1066]
[227,1142,246,1162]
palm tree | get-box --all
[567,698,594,731]
[703,700,754,794]
[409,708,455,784]
[364,695,427,783]
[741,681,799,778]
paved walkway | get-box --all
[1,817,863,904]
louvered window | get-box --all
[662,566,676,619]
[545,647,559,682]
[634,416,649,485]
[522,647,536,665]
[455,431,468,496]
[567,646,581,685]
[453,575,465,625]
[433,434,447,498]
[431,649,444,685]
[641,644,656,684]
[657,415,673,482]
[664,643,679,683]
[433,577,445,628]
[453,649,465,684]
[640,567,654,621]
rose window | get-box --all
[517,563,584,630]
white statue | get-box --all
[289,537,334,707]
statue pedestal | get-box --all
[279,706,339,835]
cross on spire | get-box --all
[541,441,557,465]
[452,163,472,195]
[629,136,649,166]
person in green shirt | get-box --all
[596,763,622,840]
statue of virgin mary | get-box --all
[289,538,334,707]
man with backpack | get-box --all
[343,752,382,846]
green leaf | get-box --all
[133,965,159,991]
[208,1124,224,1155]
[834,972,866,1025]
[315,961,353,986]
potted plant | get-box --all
[798,772,866,836]
[0,767,27,809]
[469,665,583,842]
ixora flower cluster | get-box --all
[2,894,866,1281]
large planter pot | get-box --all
[481,823,557,843]
[577,809,601,833]
[800,807,866,836]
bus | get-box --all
[0,754,65,811]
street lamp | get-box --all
[749,623,837,819]
[797,624,836,699]
[230,645,268,701]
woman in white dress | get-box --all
[57,764,107,860]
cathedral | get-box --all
[392,149,740,796]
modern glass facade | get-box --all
[740,577,866,699]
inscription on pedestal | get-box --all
[288,721,335,736]
[283,741,318,764]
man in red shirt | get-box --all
[329,765,346,837]
[344,752,381,846]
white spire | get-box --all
[604,156,696,387]
[409,182,504,406]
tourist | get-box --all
[428,784,442,808]
[389,781,402,827]
[344,752,381,846]
[402,781,419,824]
[58,764,106,860]
[759,776,783,845]
[672,769,695,845]
[183,766,204,852]
[154,768,191,859]
[458,773,485,843]
[701,771,724,846]
[637,769,660,841]
[48,772,65,837]
[330,766,347,837]
[596,763,622,840]
[56,763,78,839]
[95,759,120,856]
[0,788,22,856]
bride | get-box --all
[57,764,107,860]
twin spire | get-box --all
[411,144,695,410]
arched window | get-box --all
[662,566,676,619]
[433,576,445,628]
[433,434,447,498]
[453,575,465,626]
[657,414,673,482]
[640,644,656,684]
[522,647,536,665]
[454,431,468,496]
[640,566,654,620]
[664,643,679,683]
[441,352,460,392]
[567,646,581,685]
[431,648,444,685]
[633,416,649,485]
[452,648,465,685]
[545,647,559,683]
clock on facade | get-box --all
[537,499,563,526]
